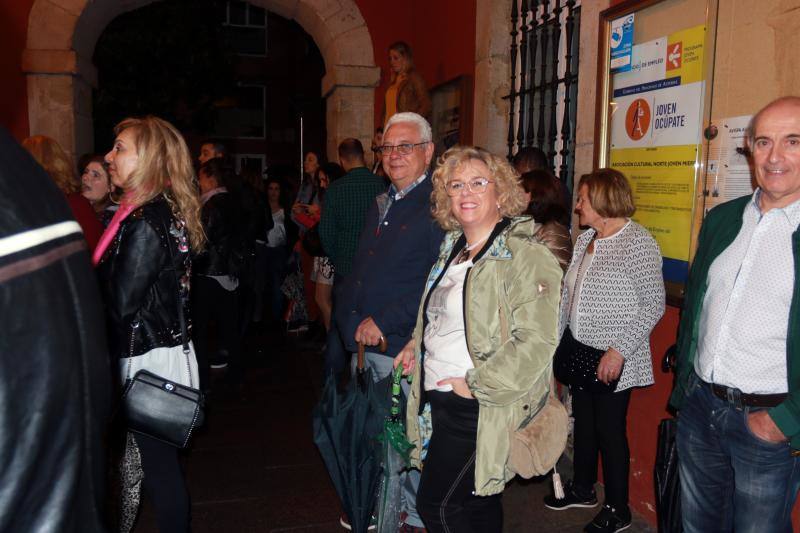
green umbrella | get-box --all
[375,365,415,532]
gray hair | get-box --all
[385,112,432,143]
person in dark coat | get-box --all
[0,126,110,532]
[335,112,444,531]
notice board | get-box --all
[595,0,717,300]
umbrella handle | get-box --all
[357,337,388,371]
[391,364,404,417]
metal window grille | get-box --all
[506,0,581,192]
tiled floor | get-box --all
[133,329,654,532]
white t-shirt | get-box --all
[565,249,593,328]
[423,259,474,392]
[267,209,286,248]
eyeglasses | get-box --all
[376,142,429,156]
[445,177,494,196]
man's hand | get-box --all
[355,317,384,347]
[393,339,416,375]
[437,377,474,399]
[747,411,787,443]
[597,348,625,384]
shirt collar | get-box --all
[201,186,227,205]
[751,188,800,226]
[388,173,427,201]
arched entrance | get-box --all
[22,0,380,160]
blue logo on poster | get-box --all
[610,14,634,73]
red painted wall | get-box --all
[0,0,35,140]
[627,308,679,523]
[354,0,477,138]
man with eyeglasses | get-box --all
[335,112,444,532]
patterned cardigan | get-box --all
[559,220,666,391]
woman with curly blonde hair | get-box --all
[395,146,563,532]
[94,116,205,533]
[22,135,104,249]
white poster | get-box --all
[705,115,754,211]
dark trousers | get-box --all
[323,273,347,380]
[571,386,632,511]
[192,275,241,389]
[133,433,190,532]
[417,390,503,533]
[264,246,288,321]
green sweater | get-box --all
[318,167,385,277]
[670,195,800,449]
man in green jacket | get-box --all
[670,97,800,533]
[319,138,385,380]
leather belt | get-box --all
[709,382,787,408]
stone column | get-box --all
[473,0,512,157]
[22,49,97,157]
[321,65,380,161]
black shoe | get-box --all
[583,504,632,533]
[543,482,598,510]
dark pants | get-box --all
[571,386,632,511]
[192,275,241,389]
[134,433,190,532]
[323,273,348,380]
[417,390,503,533]
[677,373,800,533]
[264,246,288,321]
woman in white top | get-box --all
[264,175,291,324]
[395,146,563,532]
[544,168,665,533]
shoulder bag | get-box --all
[121,218,205,448]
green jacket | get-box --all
[405,218,563,496]
[669,195,800,449]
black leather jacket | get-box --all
[1,127,109,531]
[194,190,242,277]
[97,196,192,361]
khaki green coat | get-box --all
[405,217,563,496]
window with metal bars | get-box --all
[505,0,581,194]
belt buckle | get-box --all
[726,387,743,409]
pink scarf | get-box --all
[92,201,137,266]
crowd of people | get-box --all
[3,34,800,533]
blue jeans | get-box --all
[676,373,800,533]
[351,351,424,528]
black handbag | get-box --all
[553,326,619,393]
[121,237,205,448]
[122,367,205,448]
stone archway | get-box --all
[22,0,380,160]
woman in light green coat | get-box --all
[394,146,563,532]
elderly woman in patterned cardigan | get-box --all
[544,168,665,533]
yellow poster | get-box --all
[610,146,697,260]
[609,24,706,264]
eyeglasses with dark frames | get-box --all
[376,142,430,156]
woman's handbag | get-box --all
[122,366,204,448]
[121,242,205,448]
[553,326,619,393]
[508,379,569,478]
